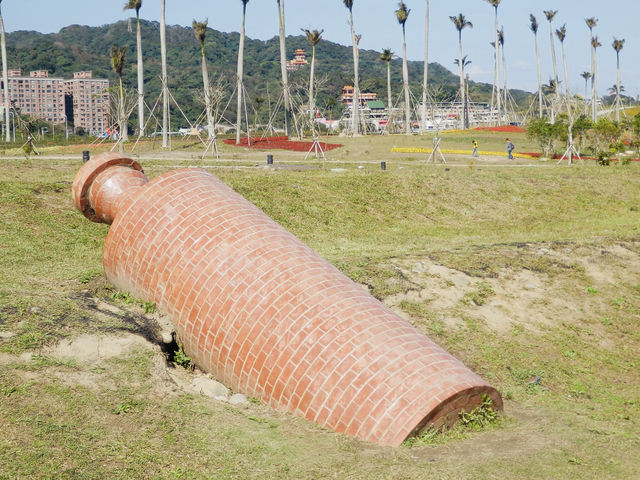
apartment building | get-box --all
[65,71,110,135]
[0,70,66,124]
[0,70,110,135]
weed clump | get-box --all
[404,395,501,447]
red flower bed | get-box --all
[474,125,526,133]
[223,136,342,152]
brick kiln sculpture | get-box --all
[72,153,502,447]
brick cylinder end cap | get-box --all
[71,152,146,224]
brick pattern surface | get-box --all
[73,154,502,447]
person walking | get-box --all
[472,139,479,157]
[506,138,515,159]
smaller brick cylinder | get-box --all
[72,153,503,447]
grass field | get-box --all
[1,133,639,479]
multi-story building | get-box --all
[0,69,66,124]
[65,71,110,135]
[0,70,109,135]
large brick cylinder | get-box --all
[72,153,502,446]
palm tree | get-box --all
[343,0,360,135]
[453,55,472,69]
[276,0,292,137]
[0,0,10,142]
[421,0,429,132]
[608,84,625,96]
[160,0,168,148]
[236,0,249,144]
[555,24,570,97]
[484,1,502,119]
[529,14,543,118]
[612,38,625,122]
[591,35,601,121]
[302,28,323,120]
[544,10,559,90]
[585,17,598,121]
[379,49,393,123]
[449,13,473,129]
[498,27,507,117]
[193,20,214,140]
[110,45,128,144]
[395,2,411,135]
[123,0,144,137]
[580,71,592,99]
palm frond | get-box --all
[192,19,208,46]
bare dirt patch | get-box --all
[386,241,640,334]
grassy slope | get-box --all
[0,145,639,479]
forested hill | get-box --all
[5,20,530,124]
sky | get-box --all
[2,1,638,98]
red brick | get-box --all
[72,153,503,447]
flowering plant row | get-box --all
[474,125,526,133]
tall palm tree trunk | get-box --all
[387,61,392,123]
[492,7,501,120]
[160,0,168,148]
[0,4,10,143]
[349,11,360,135]
[309,44,316,119]
[534,34,543,118]
[549,23,559,90]
[616,52,621,122]
[118,76,127,147]
[236,2,247,144]
[501,39,508,116]
[421,0,429,132]
[277,0,291,137]
[584,77,589,99]
[135,13,144,137]
[458,32,465,129]
[201,47,213,139]
[561,43,570,98]
[401,26,410,135]
[591,45,597,121]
